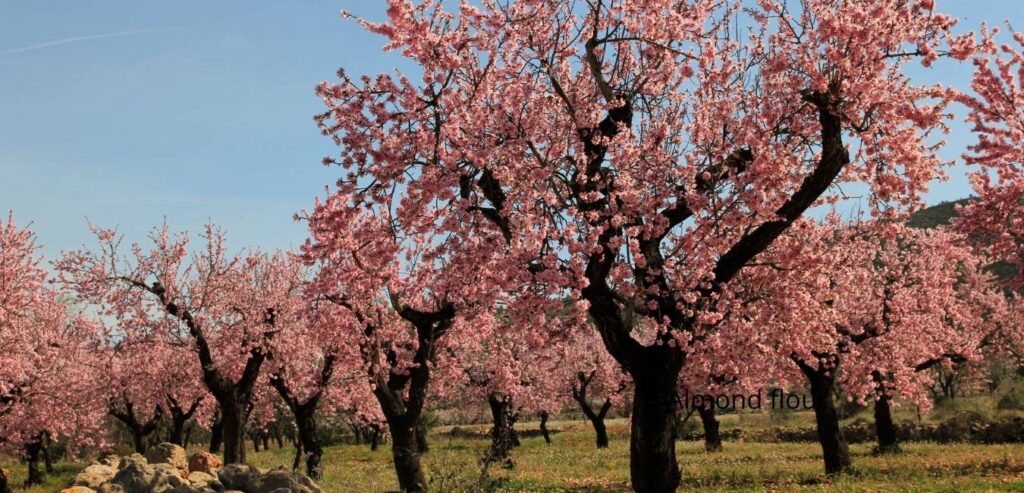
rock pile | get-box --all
[62,444,321,493]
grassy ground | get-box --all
[5,418,1023,492]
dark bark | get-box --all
[297,411,323,482]
[799,360,852,475]
[873,394,900,454]
[137,282,273,465]
[369,424,382,452]
[110,398,162,454]
[628,355,683,493]
[251,431,261,452]
[415,420,430,454]
[291,437,303,472]
[269,354,335,482]
[0,465,10,493]
[183,424,194,449]
[209,412,224,454]
[486,394,516,467]
[167,397,202,446]
[219,398,248,464]
[274,425,285,448]
[41,433,54,474]
[539,411,552,445]
[697,406,723,452]
[573,371,612,449]
[387,417,426,493]
[24,437,44,486]
[357,302,453,493]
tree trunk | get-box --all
[169,417,188,446]
[130,426,148,454]
[386,416,426,493]
[294,404,324,481]
[698,406,723,452]
[539,411,552,445]
[487,394,516,468]
[0,465,10,493]
[274,426,285,448]
[252,432,261,452]
[573,371,613,449]
[370,424,382,452]
[262,432,270,451]
[874,394,900,454]
[415,420,429,454]
[220,400,247,464]
[291,438,304,472]
[628,357,682,493]
[41,433,54,474]
[166,398,201,446]
[806,369,852,475]
[24,439,44,486]
[184,424,194,449]
[209,414,224,454]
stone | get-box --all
[96,485,125,493]
[217,464,259,491]
[108,460,185,493]
[61,488,97,493]
[73,464,118,488]
[145,443,188,470]
[94,454,120,468]
[249,468,322,493]
[117,453,147,470]
[186,471,216,486]
[187,452,223,475]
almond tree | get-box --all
[958,25,1024,290]
[57,225,304,464]
[303,195,505,492]
[265,297,363,481]
[316,1,971,489]
[728,219,1005,473]
[0,214,107,485]
[561,324,629,449]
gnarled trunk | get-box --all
[628,354,683,493]
[294,405,323,481]
[385,415,426,493]
[219,398,248,464]
[209,413,224,454]
[697,406,723,452]
[487,393,516,467]
[41,433,54,474]
[167,397,201,446]
[0,465,11,493]
[415,420,430,454]
[110,399,161,454]
[539,411,552,445]
[874,394,900,454]
[572,370,613,449]
[804,366,851,475]
[370,424,382,451]
[24,437,44,486]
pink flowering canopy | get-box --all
[316,0,973,363]
[0,214,108,453]
[720,218,1006,411]
[959,25,1024,290]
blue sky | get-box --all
[0,1,1021,259]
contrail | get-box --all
[0,29,156,55]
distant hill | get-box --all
[907,198,972,229]
[909,198,1018,285]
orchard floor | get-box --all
[4,419,1024,492]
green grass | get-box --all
[5,419,1023,492]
